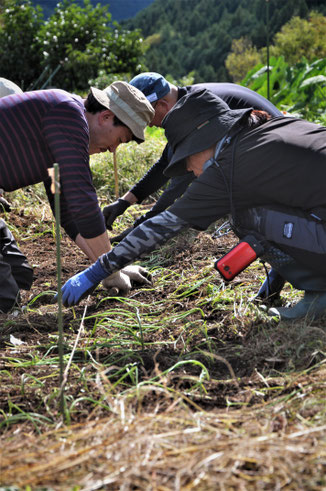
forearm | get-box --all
[100,210,189,275]
[120,191,138,205]
[75,231,111,262]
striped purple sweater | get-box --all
[0,89,105,240]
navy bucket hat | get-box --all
[162,88,252,177]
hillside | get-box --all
[125,0,326,82]
[31,0,155,20]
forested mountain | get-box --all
[31,0,155,20]
[124,0,326,82]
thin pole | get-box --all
[51,164,65,417]
[113,150,119,198]
[40,63,62,90]
[266,0,270,100]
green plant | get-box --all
[0,0,43,89]
[37,0,145,91]
[0,0,147,92]
[242,56,326,124]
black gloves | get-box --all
[0,189,11,212]
[102,198,130,230]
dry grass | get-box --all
[1,365,326,490]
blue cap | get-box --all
[129,72,170,103]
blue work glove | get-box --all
[58,259,108,307]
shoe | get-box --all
[255,268,285,303]
[268,291,326,320]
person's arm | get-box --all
[133,173,195,226]
[74,231,111,261]
[60,210,189,306]
[103,144,172,229]
[60,164,228,306]
[129,144,172,203]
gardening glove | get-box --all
[102,270,132,296]
[110,226,134,244]
[102,266,151,296]
[102,199,131,230]
[0,189,11,212]
[121,265,152,286]
[57,259,108,307]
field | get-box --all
[1,135,326,490]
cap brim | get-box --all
[164,117,223,178]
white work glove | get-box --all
[122,265,152,284]
[102,265,152,296]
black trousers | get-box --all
[0,219,33,313]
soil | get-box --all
[1,210,325,427]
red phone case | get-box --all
[215,235,264,281]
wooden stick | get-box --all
[113,150,119,198]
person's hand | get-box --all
[56,260,108,307]
[102,199,130,230]
[102,271,132,296]
[59,270,97,306]
[121,265,152,286]
[0,191,11,212]
[102,266,152,296]
[110,226,134,243]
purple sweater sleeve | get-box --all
[42,98,105,239]
[0,90,105,239]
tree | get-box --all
[0,0,43,89]
[271,12,326,64]
[0,0,146,92]
[225,37,262,83]
[37,0,146,91]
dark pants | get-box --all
[0,219,33,313]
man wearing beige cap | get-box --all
[0,81,154,312]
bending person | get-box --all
[0,82,154,312]
[103,72,285,301]
[60,89,326,321]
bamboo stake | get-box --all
[113,150,119,198]
[48,164,65,419]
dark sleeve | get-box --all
[190,83,283,117]
[130,143,172,202]
[169,163,230,229]
[134,173,195,225]
[100,210,189,275]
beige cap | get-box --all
[91,81,154,142]
[0,77,23,98]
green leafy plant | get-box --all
[242,56,326,123]
[0,0,146,91]
[0,0,43,89]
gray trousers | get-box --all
[234,207,326,291]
